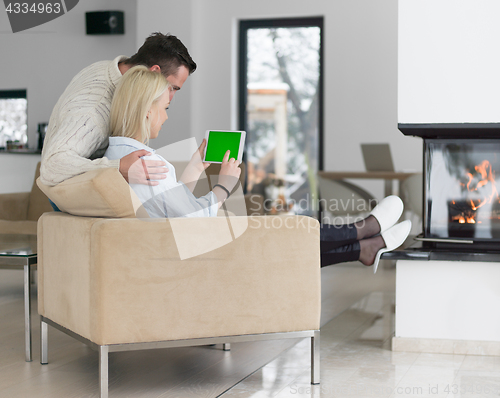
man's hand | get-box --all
[119,150,168,186]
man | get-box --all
[40,32,196,187]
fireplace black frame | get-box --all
[399,123,500,139]
[399,123,500,248]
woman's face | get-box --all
[148,89,170,139]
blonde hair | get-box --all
[110,65,171,144]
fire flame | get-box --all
[471,160,498,210]
[455,215,476,224]
[452,160,498,223]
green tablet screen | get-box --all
[205,131,242,162]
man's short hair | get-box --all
[124,32,197,77]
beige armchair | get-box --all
[0,162,53,234]
[36,167,321,398]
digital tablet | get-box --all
[203,130,246,163]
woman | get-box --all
[105,65,241,219]
[106,66,411,272]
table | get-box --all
[317,171,418,197]
[0,234,37,362]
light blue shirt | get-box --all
[104,137,218,218]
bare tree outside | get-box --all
[245,26,321,216]
[0,97,27,148]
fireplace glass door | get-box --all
[425,140,500,240]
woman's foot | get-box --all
[355,215,381,240]
[355,195,405,240]
[359,220,412,272]
[368,195,404,233]
[359,235,385,265]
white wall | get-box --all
[0,0,137,192]
[0,154,41,194]
[137,0,421,198]
[136,0,194,151]
[399,0,500,124]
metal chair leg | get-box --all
[24,263,32,362]
[223,343,231,351]
[40,318,48,364]
[311,330,320,384]
[99,346,109,398]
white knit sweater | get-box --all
[40,55,126,186]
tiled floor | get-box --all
[2,261,500,397]
[221,290,500,398]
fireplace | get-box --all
[399,123,500,250]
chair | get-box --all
[0,162,53,234]
[36,168,321,398]
[317,175,377,221]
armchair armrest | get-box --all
[38,213,321,345]
[0,192,30,220]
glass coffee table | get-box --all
[0,234,37,362]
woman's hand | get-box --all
[190,139,210,173]
[179,139,210,192]
[218,150,242,192]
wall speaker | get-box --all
[86,11,124,35]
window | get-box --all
[0,89,27,149]
[239,18,323,216]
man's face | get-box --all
[165,65,189,101]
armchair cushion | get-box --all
[36,168,145,218]
[37,164,252,219]
[26,162,54,221]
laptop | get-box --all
[361,143,395,172]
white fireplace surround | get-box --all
[398,0,500,124]
[396,1,500,355]
[393,260,500,356]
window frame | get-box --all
[0,89,28,149]
[238,16,325,192]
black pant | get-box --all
[320,223,360,267]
